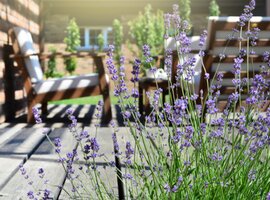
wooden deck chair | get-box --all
[138,53,178,115]
[9,27,112,123]
[138,39,202,115]
[199,16,270,111]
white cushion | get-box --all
[33,73,99,94]
[13,27,43,83]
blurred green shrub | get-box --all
[97,33,105,52]
[64,18,80,74]
[113,19,123,67]
[179,0,191,25]
[44,47,63,78]
[128,4,164,74]
[209,0,221,16]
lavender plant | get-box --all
[20,0,270,199]
[104,1,270,199]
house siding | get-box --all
[41,0,267,91]
[42,0,267,42]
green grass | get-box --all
[49,95,121,105]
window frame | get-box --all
[77,26,112,51]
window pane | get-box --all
[79,28,85,46]
[90,29,102,47]
[107,30,113,45]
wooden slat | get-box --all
[0,124,26,147]
[212,55,263,63]
[10,52,106,60]
[211,71,260,79]
[214,20,270,31]
[214,39,270,47]
[0,128,77,199]
[0,127,50,190]
[58,127,118,199]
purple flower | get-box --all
[248,170,257,181]
[164,103,172,114]
[199,50,205,57]
[89,138,100,152]
[216,72,224,82]
[238,0,256,27]
[131,88,139,98]
[65,108,74,116]
[177,32,191,54]
[172,4,181,29]
[267,192,270,200]
[164,183,171,193]
[164,48,172,77]
[185,126,194,139]
[211,152,223,161]
[204,73,210,79]
[172,128,183,143]
[233,57,244,76]
[38,168,44,175]
[120,55,125,65]
[54,138,62,153]
[199,30,207,47]
[95,100,104,120]
[174,98,188,111]
[228,92,239,103]
[142,44,153,63]
[38,168,45,178]
[125,142,134,160]
[206,97,218,114]
[190,94,198,101]
[79,130,89,140]
[19,165,27,176]
[200,123,207,134]
[123,111,131,119]
[32,107,42,124]
[27,191,35,199]
[123,173,133,180]
[68,115,77,129]
[43,189,51,199]
[131,59,141,83]
[246,95,258,105]
[263,51,270,62]
[164,13,171,39]
[106,45,118,81]
[112,132,120,154]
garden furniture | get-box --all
[9,27,112,123]
[138,37,203,115]
[138,53,177,115]
[199,16,270,110]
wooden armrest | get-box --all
[10,52,107,60]
[9,53,40,59]
[41,52,106,59]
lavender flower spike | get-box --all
[142,44,153,63]
[32,107,42,124]
[106,44,118,81]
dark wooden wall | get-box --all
[0,0,41,122]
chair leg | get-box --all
[145,87,151,115]
[102,90,112,124]
[41,102,48,115]
[27,101,36,123]
[139,86,144,115]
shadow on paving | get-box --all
[8,104,126,127]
